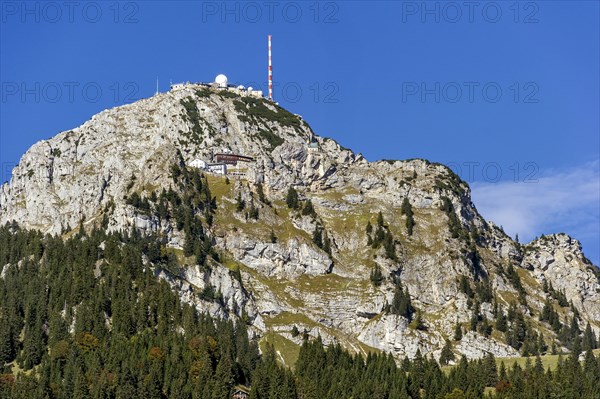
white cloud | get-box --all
[471,161,599,262]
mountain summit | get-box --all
[1,83,598,362]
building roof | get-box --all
[233,385,250,393]
[214,153,254,162]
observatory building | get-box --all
[214,74,228,88]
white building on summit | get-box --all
[189,159,206,169]
[215,74,228,88]
[170,74,264,99]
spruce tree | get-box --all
[286,187,299,209]
[572,335,582,358]
[439,340,454,365]
[236,192,245,212]
[248,201,259,220]
[302,200,316,217]
[369,265,384,287]
[0,321,14,364]
[377,211,384,227]
[583,323,598,351]
[213,352,234,399]
[390,282,414,320]
[255,183,268,204]
[312,225,323,248]
[322,231,331,256]
[495,309,508,332]
[454,323,463,341]
[483,353,498,386]
[401,197,415,236]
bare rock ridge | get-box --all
[1,84,598,363]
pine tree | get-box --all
[366,220,373,235]
[439,340,454,365]
[540,298,553,322]
[470,309,479,332]
[312,225,323,248]
[483,353,498,386]
[256,183,268,204]
[377,211,384,227]
[390,282,414,320]
[248,201,259,220]
[537,333,547,355]
[236,192,245,212]
[372,225,386,248]
[454,323,463,341]
[286,187,299,209]
[383,232,397,261]
[72,368,91,399]
[369,265,384,287]
[291,325,300,337]
[495,309,508,332]
[583,349,598,376]
[459,275,473,298]
[20,309,44,369]
[583,323,598,351]
[0,321,14,364]
[322,231,331,256]
[572,335,582,358]
[478,316,492,337]
[401,197,415,236]
[302,200,316,217]
[212,352,234,399]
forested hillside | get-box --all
[0,224,599,399]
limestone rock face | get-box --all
[455,332,520,359]
[358,314,432,359]
[1,84,598,362]
[524,234,600,321]
[220,234,333,279]
[157,262,265,333]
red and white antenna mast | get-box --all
[268,34,273,101]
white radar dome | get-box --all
[215,74,228,87]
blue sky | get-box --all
[1,1,598,264]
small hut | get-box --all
[232,385,250,399]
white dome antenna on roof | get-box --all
[215,74,228,88]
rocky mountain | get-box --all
[1,83,599,364]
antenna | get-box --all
[268,35,273,100]
[156,77,159,95]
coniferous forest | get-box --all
[0,168,599,398]
[1,224,599,398]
